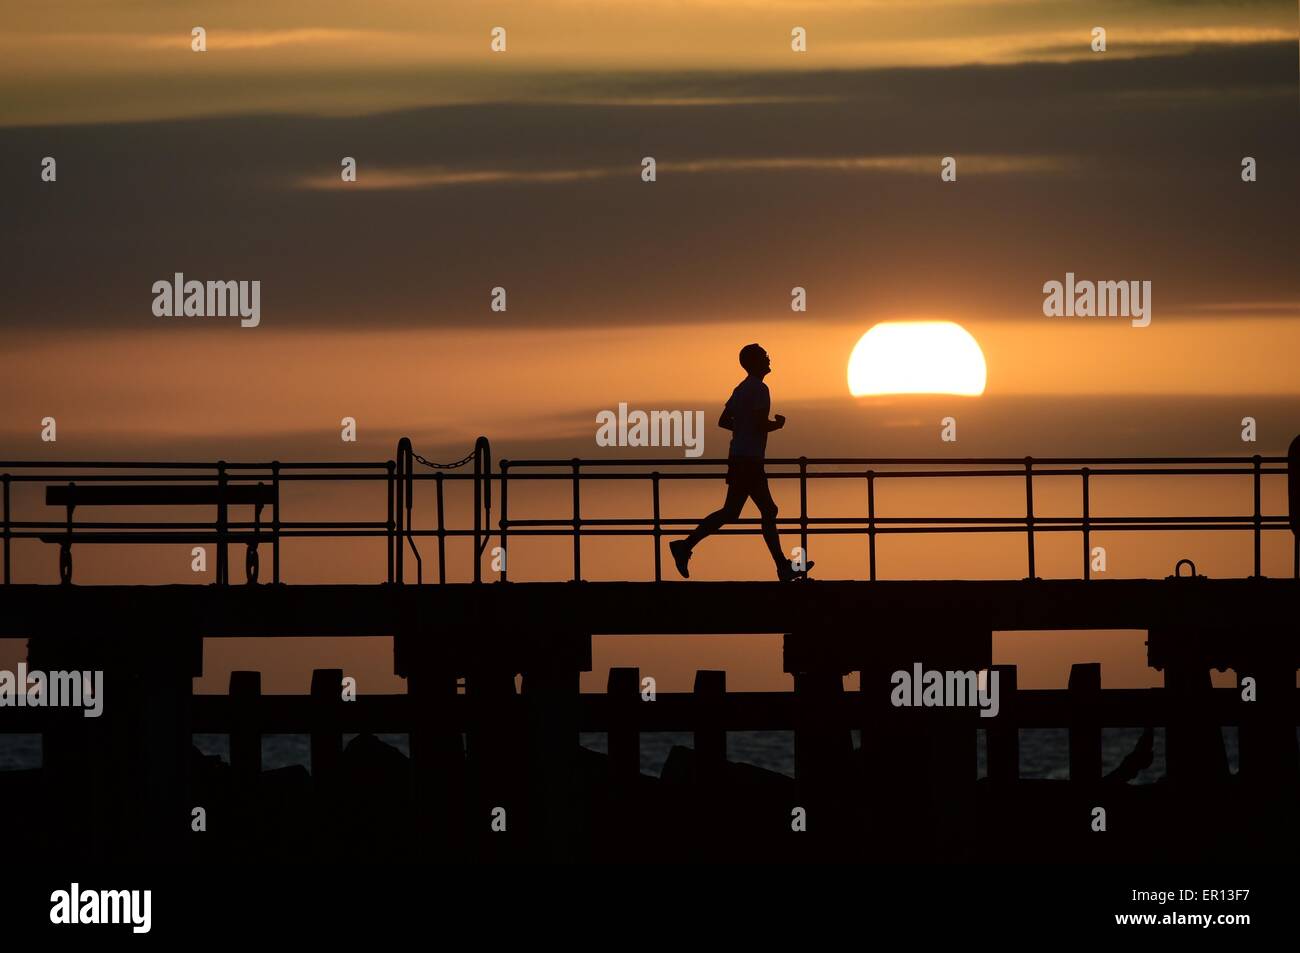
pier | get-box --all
[1,438,1297,861]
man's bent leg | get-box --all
[749,480,786,568]
[684,482,748,550]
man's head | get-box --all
[739,343,771,377]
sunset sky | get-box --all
[2,0,1297,694]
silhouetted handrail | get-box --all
[0,442,1294,586]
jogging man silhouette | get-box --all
[670,344,812,581]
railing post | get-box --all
[2,473,9,585]
[385,459,395,585]
[216,461,229,585]
[1252,454,1262,578]
[473,440,483,585]
[271,461,281,584]
[1081,467,1091,581]
[798,457,809,566]
[499,460,510,582]
[475,439,492,581]
[651,472,662,582]
[866,470,877,581]
[571,458,581,582]
[435,471,446,585]
[395,438,410,585]
[1288,434,1300,579]
[60,481,73,585]
[403,442,422,585]
[1023,457,1036,579]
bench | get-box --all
[43,483,276,585]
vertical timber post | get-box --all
[1067,663,1101,784]
[394,613,465,855]
[693,670,726,781]
[229,670,262,781]
[309,668,343,788]
[1164,660,1228,784]
[986,664,1019,782]
[1236,664,1298,784]
[793,670,852,791]
[522,651,584,862]
[607,666,641,785]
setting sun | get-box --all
[847,321,988,396]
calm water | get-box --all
[0,728,1252,783]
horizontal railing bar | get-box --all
[501,514,1288,528]
[387,467,1289,483]
[0,462,233,470]
[469,523,1288,537]
[1,474,390,483]
[481,466,1286,478]
[6,523,1290,542]
[12,514,1292,529]
[228,462,392,470]
[506,455,1287,467]
[0,461,391,470]
[3,455,1285,471]
[7,521,390,531]
[3,467,1285,485]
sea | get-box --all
[0,728,1255,784]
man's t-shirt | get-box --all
[725,377,770,459]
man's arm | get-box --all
[759,386,784,431]
[718,406,735,431]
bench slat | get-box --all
[39,532,265,544]
[46,484,274,507]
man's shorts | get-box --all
[725,457,766,488]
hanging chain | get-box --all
[411,449,476,470]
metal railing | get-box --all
[0,440,1294,585]
[490,452,1293,583]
